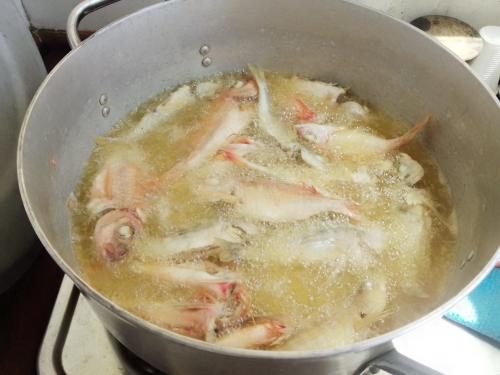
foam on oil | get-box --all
[70,71,456,350]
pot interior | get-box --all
[19,0,500,340]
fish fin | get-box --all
[294,98,317,122]
[388,114,431,150]
[248,64,266,85]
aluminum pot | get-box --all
[0,0,45,293]
[18,0,500,374]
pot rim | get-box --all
[17,0,500,360]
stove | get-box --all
[38,276,500,375]
[38,276,163,375]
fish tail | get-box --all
[248,64,267,93]
[388,114,431,150]
[345,201,363,221]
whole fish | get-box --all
[291,76,345,104]
[136,302,224,340]
[249,65,327,170]
[215,319,287,349]
[123,85,195,141]
[296,115,430,157]
[86,151,154,216]
[138,220,256,261]
[206,178,360,222]
[160,82,257,188]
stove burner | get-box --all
[107,332,165,374]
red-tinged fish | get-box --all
[160,82,256,188]
[87,157,154,215]
[296,115,430,157]
[293,97,317,122]
[208,178,359,222]
[138,302,225,340]
[215,319,287,349]
[135,262,246,304]
[93,209,142,261]
[249,65,327,170]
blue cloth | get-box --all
[445,269,500,342]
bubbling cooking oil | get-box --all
[70,70,456,350]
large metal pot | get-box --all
[18,0,500,374]
[0,0,45,293]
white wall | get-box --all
[358,0,500,28]
[20,0,500,31]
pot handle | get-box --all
[66,0,122,50]
[358,349,443,375]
